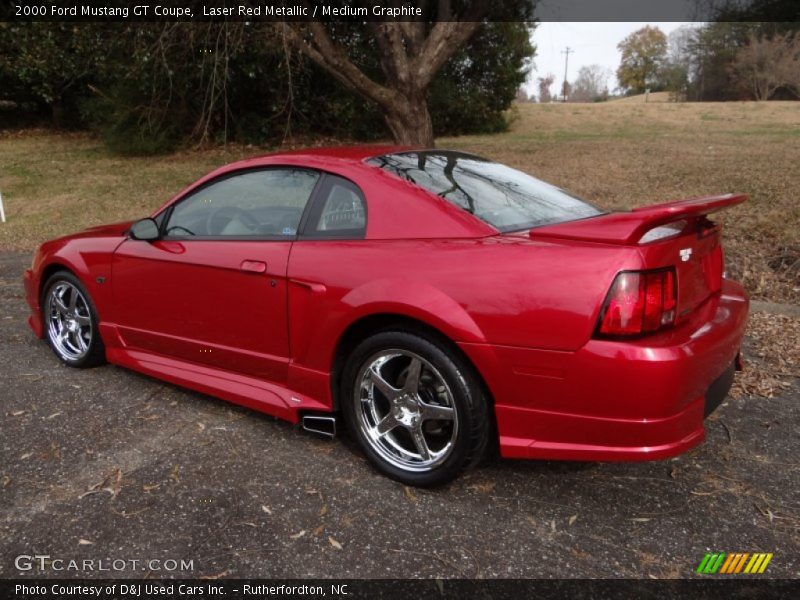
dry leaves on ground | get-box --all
[732,312,800,399]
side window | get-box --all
[306,176,367,238]
[164,168,320,238]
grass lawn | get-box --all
[1,101,798,305]
[0,100,798,397]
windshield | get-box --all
[368,151,602,232]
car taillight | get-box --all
[596,269,677,337]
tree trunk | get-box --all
[51,97,64,128]
[383,93,434,147]
[283,18,487,150]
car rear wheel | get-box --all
[42,271,106,368]
[341,330,489,487]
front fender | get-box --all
[25,241,94,339]
[30,236,124,328]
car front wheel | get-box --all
[341,330,489,487]
[42,271,106,368]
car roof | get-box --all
[153,146,500,240]
[219,145,410,171]
[276,145,409,160]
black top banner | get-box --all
[1,0,799,22]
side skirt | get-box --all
[106,346,331,424]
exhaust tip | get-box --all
[302,414,337,439]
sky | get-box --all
[525,22,694,98]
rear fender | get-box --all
[290,278,487,374]
[286,278,489,409]
[340,279,488,343]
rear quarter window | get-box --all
[303,175,367,239]
[368,151,602,232]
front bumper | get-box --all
[23,267,44,338]
[460,279,749,461]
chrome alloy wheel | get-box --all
[46,281,93,361]
[355,350,459,472]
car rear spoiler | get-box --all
[530,193,747,245]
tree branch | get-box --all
[413,1,488,88]
[369,22,412,92]
[281,22,397,108]
[398,21,426,56]
[414,21,483,88]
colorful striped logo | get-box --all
[696,552,773,574]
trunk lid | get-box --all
[530,193,746,321]
[654,220,725,319]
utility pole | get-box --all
[561,46,574,102]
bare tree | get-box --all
[730,32,800,100]
[282,3,489,146]
[569,65,611,102]
[133,23,249,146]
[667,25,697,67]
[537,74,555,103]
[663,25,697,100]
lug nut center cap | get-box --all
[394,396,420,425]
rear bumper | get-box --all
[460,280,748,461]
[23,268,44,338]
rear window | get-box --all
[368,151,602,232]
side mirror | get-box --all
[129,218,160,241]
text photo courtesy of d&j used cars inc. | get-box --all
[0,0,798,597]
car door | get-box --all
[287,174,369,371]
[110,167,321,383]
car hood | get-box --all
[41,220,134,249]
[78,220,134,238]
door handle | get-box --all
[240,260,267,274]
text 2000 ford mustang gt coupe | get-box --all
[24,148,748,486]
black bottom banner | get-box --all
[3,579,799,600]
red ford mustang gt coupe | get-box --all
[24,147,748,486]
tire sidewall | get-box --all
[42,271,106,368]
[341,330,487,487]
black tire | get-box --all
[341,330,489,487]
[41,270,106,368]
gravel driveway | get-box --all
[1,251,797,579]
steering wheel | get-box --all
[205,206,261,235]
[164,224,196,236]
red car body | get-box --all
[24,146,748,462]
